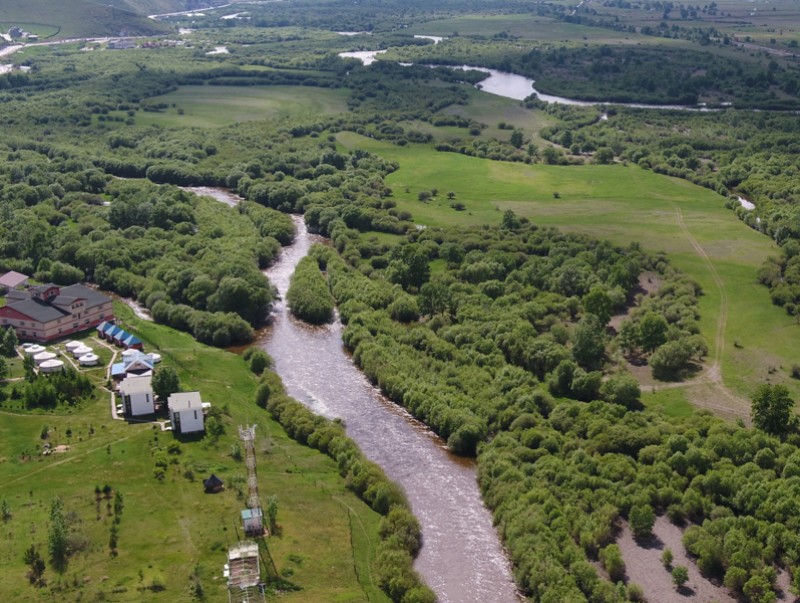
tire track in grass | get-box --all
[671,206,750,415]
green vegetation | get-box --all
[286,253,335,324]
[0,306,395,602]
[0,0,168,38]
[2,1,800,602]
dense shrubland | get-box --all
[305,216,703,456]
[308,214,800,602]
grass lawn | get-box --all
[0,303,389,603]
[135,85,350,129]
[337,132,799,408]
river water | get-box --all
[260,216,523,603]
[338,50,717,110]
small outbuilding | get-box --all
[39,359,64,373]
[72,344,93,358]
[78,353,99,366]
[33,351,57,365]
[203,474,224,493]
[241,508,264,536]
[65,340,83,352]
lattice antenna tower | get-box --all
[238,424,263,518]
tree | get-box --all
[418,281,452,317]
[1,498,10,522]
[510,130,524,148]
[672,565,689,589]
[1,327,18,357]
[639,312,668,352]
[583,286,613,325]
[48,497,68,573]
[23,544,45,585]
[751,383,797,435]
[0,356,7,382]
[572,314,606,370]
[152,367,180,401]
[600,373,641,408]
[629,503,656,539]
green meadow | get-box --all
[135,85,350,129]
[0,303,388,603]
[337,132,798,407]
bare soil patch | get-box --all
[617,516,736,603]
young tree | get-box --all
[23,544,45,585]
[751,383,797,435]
[152,367,181,401]
[48,497,68,573]
[672,565,689,589]
[1,498,10,522]
[510,130,524,148]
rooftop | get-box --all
[0,271,28,289]
[119,375,153,395]
[168,391,203,412]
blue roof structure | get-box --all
[122,333,142,347]
[111,362,126,377]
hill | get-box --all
[0,0,171,39]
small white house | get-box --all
[119,375,154,416]
[168,391,206,434]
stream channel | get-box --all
[257,214,523,603]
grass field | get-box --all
[0,303,389,603]
[337,132,799,410]
[135,85,350,128]
[0,0,168,38]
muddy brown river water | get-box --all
[259,216,523,603]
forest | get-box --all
[1,0,800,601]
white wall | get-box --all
[126,391,154,416]
[173,408,204,433]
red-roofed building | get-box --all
[0,283,114,342]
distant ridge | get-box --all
[0,0,173,39]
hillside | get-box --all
[0,0,171,39]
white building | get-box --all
[168,391,205,434]
[119,375,154,416]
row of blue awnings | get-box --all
[96,321,142,348]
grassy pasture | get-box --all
[337,132,799,406]
[135,85,350,128]
[0,0,167,39]
[0,303,388,603]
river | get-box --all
[338,50,718,110]
[260,215,523,603]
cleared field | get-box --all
[337,132,799,407]
[0,303,388,603]
[136,85,350,128]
